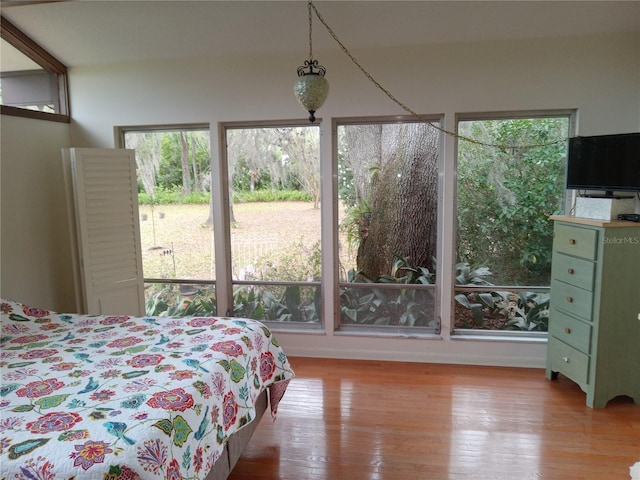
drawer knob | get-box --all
[569,239,576,245]
[567,268,574,275]
[564,327,571,334]
[563,356,570,363]
[566,296,573,303]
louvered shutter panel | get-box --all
[69,148,145,316]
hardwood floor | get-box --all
[229,357,640,480]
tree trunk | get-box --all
[351,123,439,279]
[191,134,199,192]
[344,125,382,205]
[180,131,192,196]
[204,200,236,225]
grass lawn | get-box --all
[138,201,343,281]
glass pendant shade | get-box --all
[294,66,329,123]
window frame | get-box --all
[118,120,324,328]
[220,119,324,331]
[1,15,70,122]
[117,123,215,314]
[452,109,577,337]
[333,114,445,337]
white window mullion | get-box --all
[439,113,457,340]
[212,124,233,316]
[323,119,338,332]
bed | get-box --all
[0,298,294,480]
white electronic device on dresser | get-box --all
[546,215,640,408]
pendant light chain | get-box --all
[309,1,566,150]
[308,0,313,61]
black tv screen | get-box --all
[566,132,640,196]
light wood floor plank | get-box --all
[229,357,640,479]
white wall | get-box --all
[3,31,637,366]
[68,33,639,146]
[0,115,76,311]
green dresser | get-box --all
[546,215,640,408]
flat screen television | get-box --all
[566,132,640,198]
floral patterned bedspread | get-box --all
[0,299,294,480]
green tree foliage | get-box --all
[227,126,320,205]
[125,129,211,197]
[457,117,569,285]
[158,131,211,193]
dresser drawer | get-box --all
[551,252,595,291]
[547,336,589,386]
[553,223,598,260]
[550,280,593,320]
[549,307,592,353]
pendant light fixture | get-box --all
[294,1,329,123]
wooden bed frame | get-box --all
[205,389,268,480]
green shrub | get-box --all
[453,263,549,331]
[139,187,312,205]
[232,189,312,203]
[340,255,437,327]
[145,283,217,316]
[233,285,321,323]
[138,185,210,205]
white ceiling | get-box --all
[1,1,639,68]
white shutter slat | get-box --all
[69,148,145,316]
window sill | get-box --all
[262,323,325,335]
[334,327,442,340]
[1,105,70,123]
[451,330,548,343]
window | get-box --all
[122,126,215,316]
[223,122,322,326]
[121,121,322,326]
[454,112,573,334]
[0,16,69,122]
[336,117,442,333]
[119,111,573,341]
